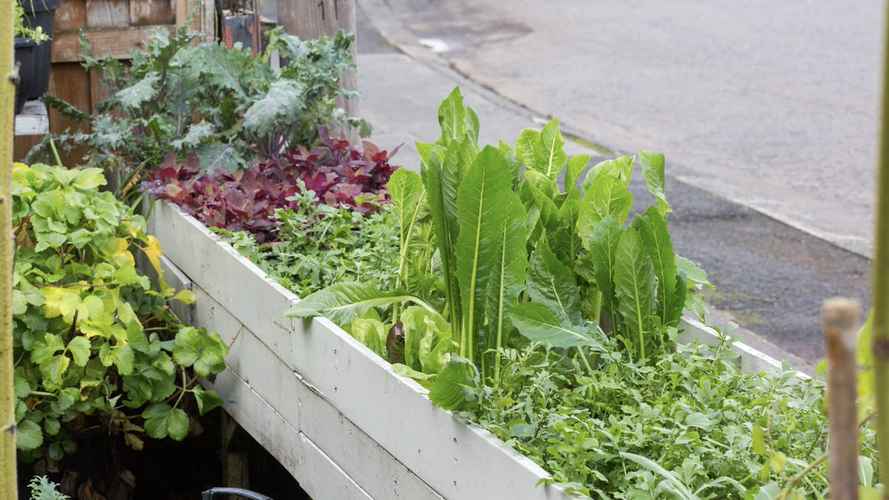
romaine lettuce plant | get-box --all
[284,89,874,498]
[12,163,227,463]
[290,88,689,379]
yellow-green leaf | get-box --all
[172,289,196,304]
[42,287,82,323]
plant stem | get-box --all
[577,348,594,376]
[778,453,827,500]
[0,0,18,494]
[873,6,889,498]
[48,136,62,167]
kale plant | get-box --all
[45,25,357,199]
[28,475,68,500]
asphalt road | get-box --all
[356,1,875,363]
[363,0,883,259]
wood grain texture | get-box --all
[52,25,172,62]
[129,0,175,26]
[277,0,357,118]
[48,63,91,164]
[86,0,131,28]
[54,0,88,32]
[822,298,861,500]
[13,135,43,161]
[88,70,111,113]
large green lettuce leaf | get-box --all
[613,228,656,360]
[635,207,681,327]
[455,146,523,360]
[387,169,426,290]
[287,282,439,326]
[528,235,580,323]
[509,303,605,351]
[515,118,567,180]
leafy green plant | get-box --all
[290,88,689,379]
[44,25,358,200]
[143,135,398,243]
[14,1,49,43]
[215,186,401,298]
[11,163,227,462]
[445,341,876,499]
[28,475,68,500]
[282,88,882,497]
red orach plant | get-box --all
[143,136,400,242]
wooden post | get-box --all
[0,0,18,496]
[874,4,889,499]
[276,0,358,122]
[823,298,861,500]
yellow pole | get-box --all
[0,0,18,495]
[873,3,889,498]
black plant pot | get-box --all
[14,37,36,114]
[20,0,58,101]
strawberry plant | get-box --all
[12,163,227,462]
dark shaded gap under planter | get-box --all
[17,408,311,500]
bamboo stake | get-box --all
[874,4,889,498]
[823,298,861,500]
[0,0,17,495]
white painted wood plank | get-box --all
[149,202,295,352]
[679,317,811,380]
[211,368,372,500]
[150,202,573,500]
[187,279,443,499]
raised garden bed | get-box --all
[149,200,805,500]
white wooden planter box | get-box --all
[148,201,804,500]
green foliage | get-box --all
[28,475,68,500]
[508,303,606,351]
[217,188,401,300]
[455,146,526,364]
[14,1,49,42]
[46,26,356,198]
[11,163,227,462]
[613,226,657,360]
[294,88,693,377]
[455,343,876,499]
